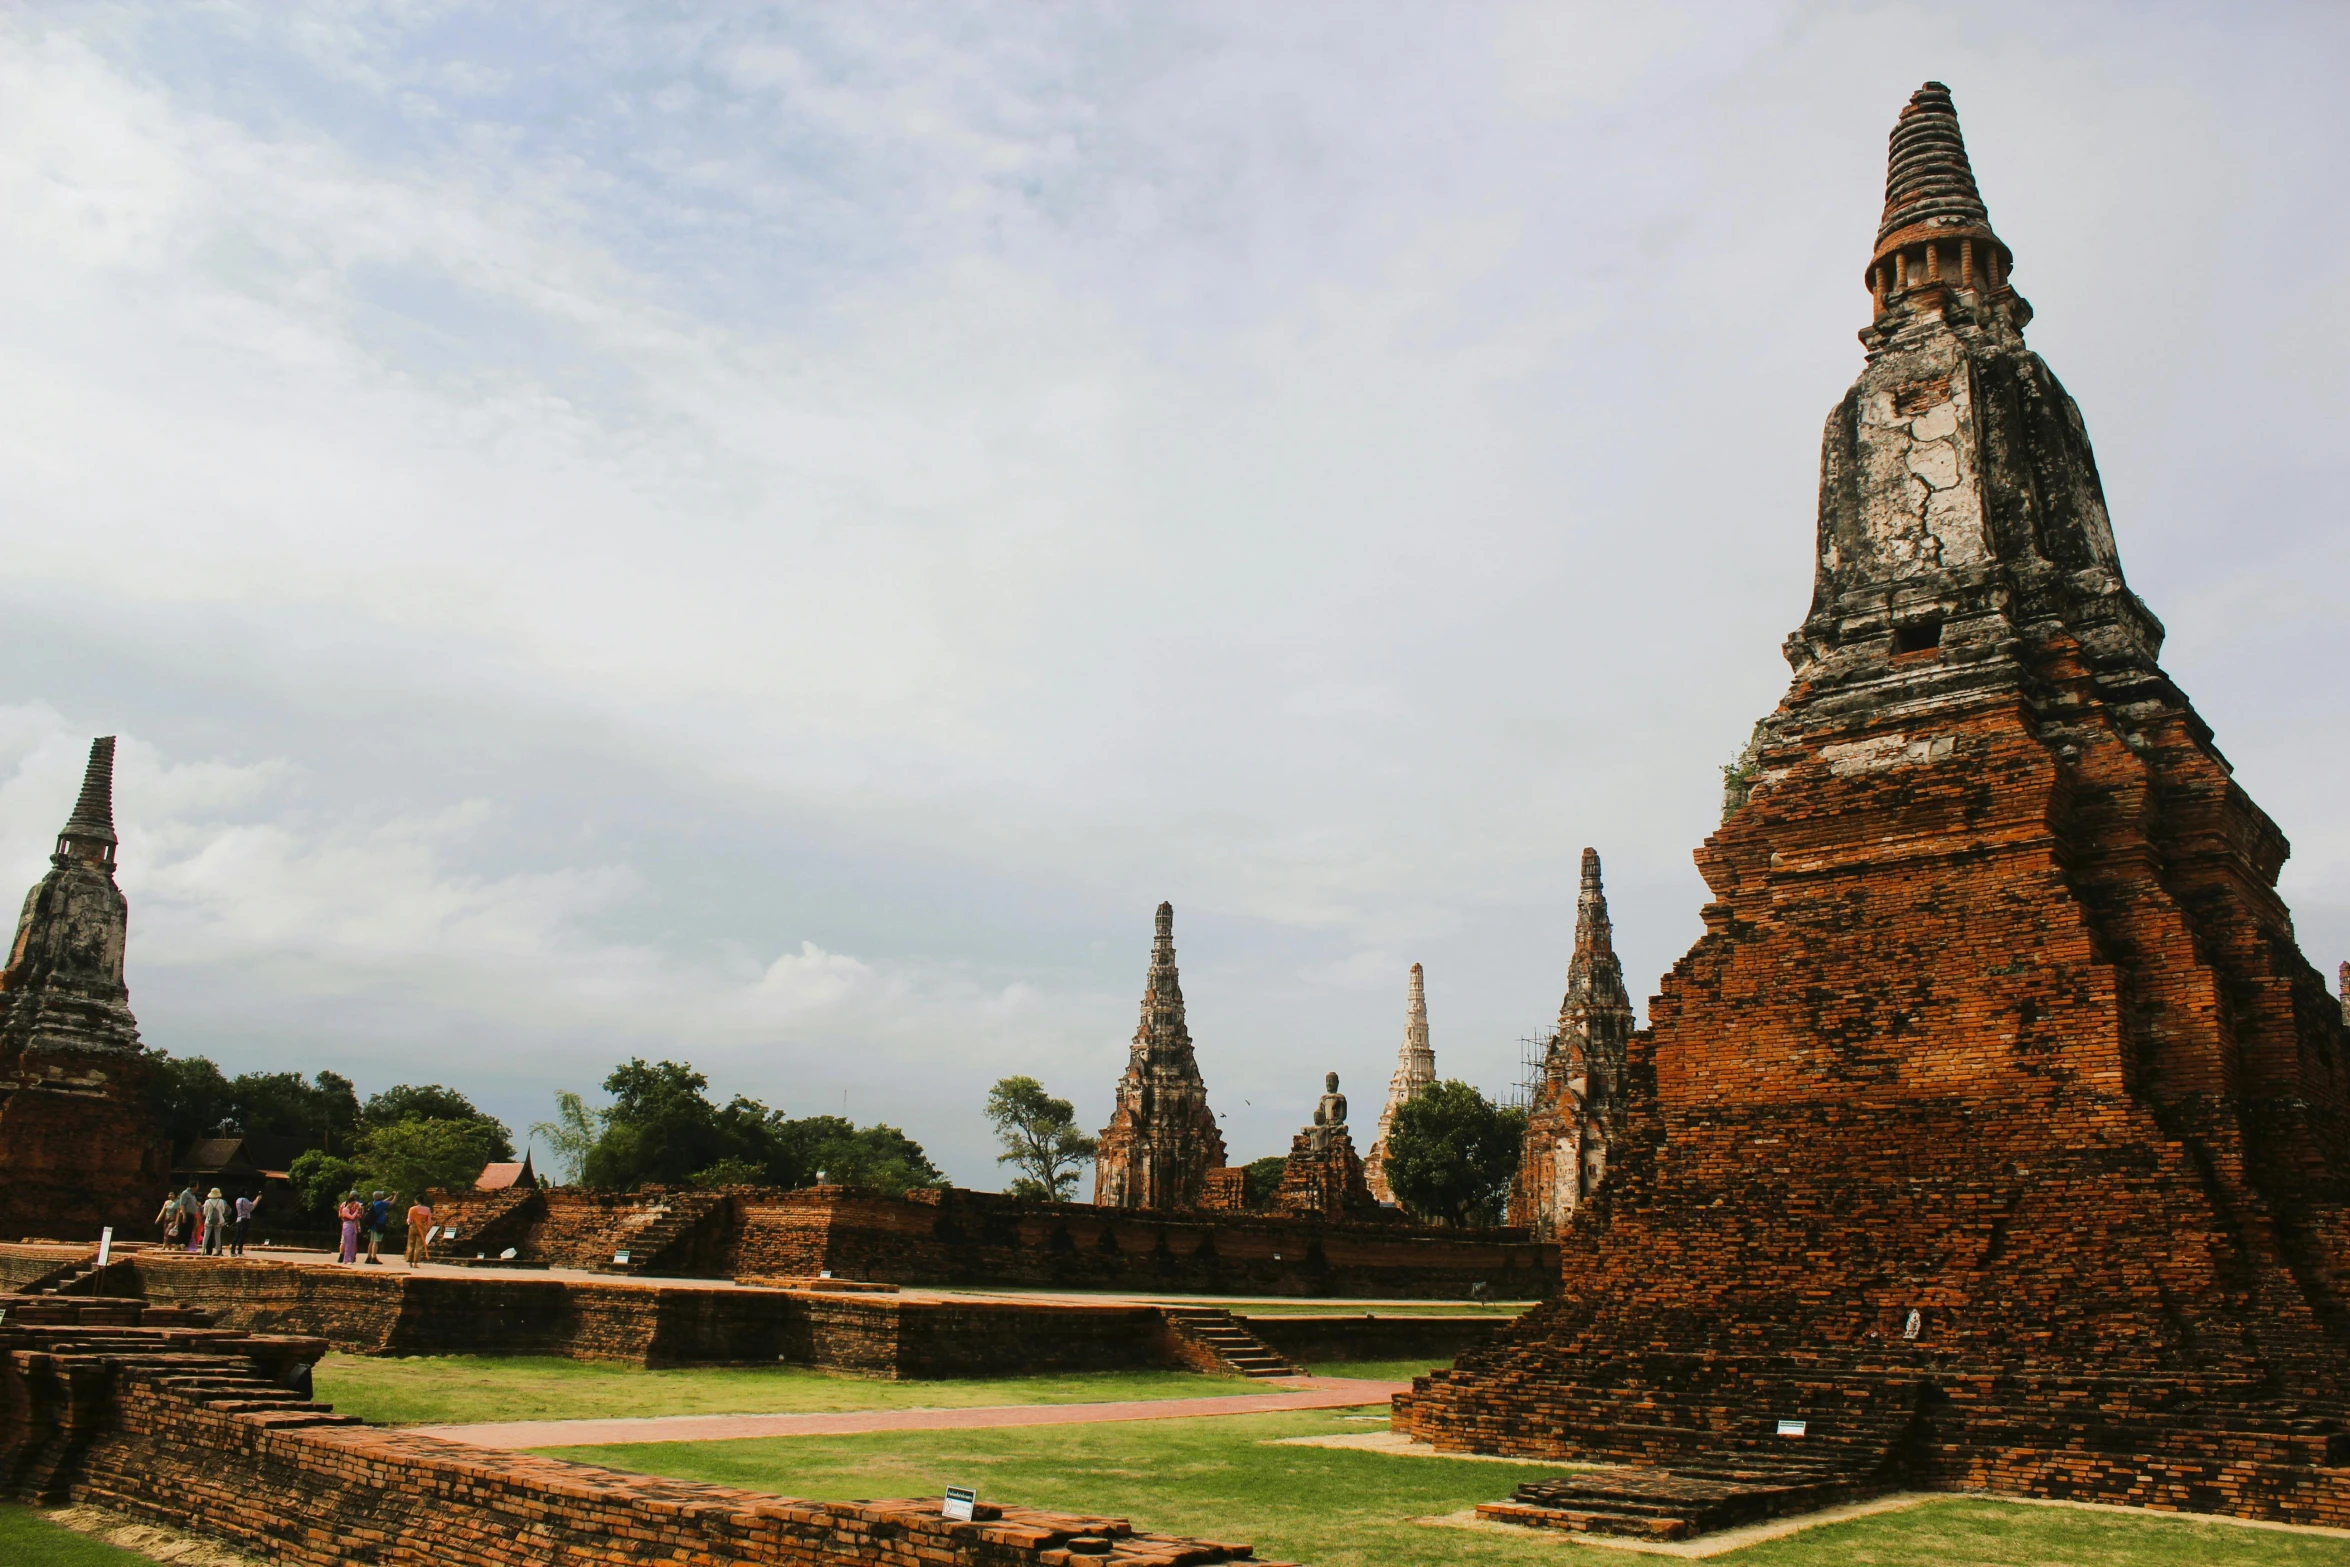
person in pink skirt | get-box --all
[336,1192,364,1264]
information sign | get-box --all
[942,1486,977,1522]
[1776,1419,1807,1437]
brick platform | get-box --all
[424,1182,1553,1300]
[0,1296,1291,1566]
[1398,83,2350,1536]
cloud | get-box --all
[0,4,2340,1183]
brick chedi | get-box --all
[1364,963,1435,1203]
[1507,848,1635,1239]
[1273,1072,1380,1219]
[0,738,171,1242]
[1400,83,2350,1534]
[1093,902,1227,1209]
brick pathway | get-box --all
[410,1376,1405,1450]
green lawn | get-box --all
[0,1507,161,1567]
[540,1408,2350,1567]
[315,1354,1283,1427]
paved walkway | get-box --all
[410,1376,1406,1450]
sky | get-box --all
[0,2,2343,1185]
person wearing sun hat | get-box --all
[200,1187,230,1255]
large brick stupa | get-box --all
[0,738,171,1242]
[1398,83,2350,1533]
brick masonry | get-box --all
[0,1296,1291,1566]
[0,739,171,1243]
[425,1182,1553,1300]
[1400,82,2350,1532]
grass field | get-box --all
[543,1407,2350,1567]
[0,1506,163,1566]
[313,1353,1414,1428]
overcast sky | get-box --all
[1,2,2343,1185]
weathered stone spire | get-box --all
[0,736,168,1241]
[60,736,119,855]
[1870,81,2008,290]
[1508,848,1637,1238]
[2340,961,2349,1026]
[1365,962,1437,1204]
[1093,902,1227,1209]
[3,740,141,1053]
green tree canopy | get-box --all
[1241,1154,1289,1210]
[984,1076,1098,1201]
[358,1117,511,1201]
[1383,1079,1526,1228]
[148,1055,362,1158]
[545,1058,945,1194]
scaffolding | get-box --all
[1507,1032,1555,1113]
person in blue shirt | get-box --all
[364,1191,394,1266]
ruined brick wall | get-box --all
[1398,82,2350,1530]
[777,1185,1551,1299]
[112,1252,1184,1375]
[1,1308,1287,1567]
[1240,1313,1505,1368]
[444,1183,1551,1299]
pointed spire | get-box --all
[59,737,119,853]
[1405,962,1428,1052]
[1868,81,2010,295]
[1563,848,1620,1008]
[2339,961,2348,1026]
[1134,901,1192,1062]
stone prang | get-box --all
[1507,847,1635,1238]
[0,737,171,1240]
[1398,84,2350,1535]
[1092,903,1227,1210]
[1364,963,1435,1204]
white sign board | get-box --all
[614,1250,631,1264]
[1776,1419,1807,1438]
[942,1486,977,1522]
[97,1227,113,1270]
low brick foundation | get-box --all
[428,1183,1555,1300]
[1,1297,1289,1566]
[109,1253,1186,1375]
[1241,1314,1504,1368]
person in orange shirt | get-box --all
[404,1197,434,1267]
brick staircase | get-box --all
[1159,1305,1302,1378]
[599,1192,731,1276]
[0,1295,337,1503]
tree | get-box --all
[1383,1080,1527,1228]
[149,1051,233,1152]
[288,1149,363,1218]
[985,1077,1097,1201]
[229,1069,362,1155]
[358,1117,511,1200]
[542,1058,947,1193]
[1241,1155,1289,1210]
[531,1091,603,1184]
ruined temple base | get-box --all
[0,1296,1290,1567]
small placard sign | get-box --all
[426,1226,442,1245]
[1776,1419,1808,1438]
[942,1486,977,1522]
[97,1227,113,1270]
[614,1250,631,1264]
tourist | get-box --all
[404,1195,433,1268]
[200,1188,230,1255]
[155,1190,181,1246]
[364,1190,392,1265]
[178,1186,202,1252]
[231,1190,260,1256]
[336,1191,363,1264]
